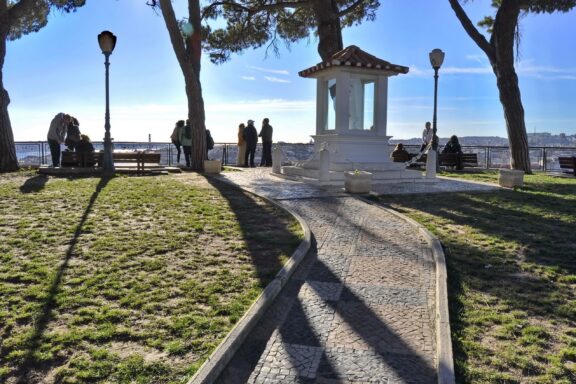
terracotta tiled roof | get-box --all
[299,45,409,77]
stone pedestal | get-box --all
[425,150,437,179]
[344,171,372,193]
[499,169,524,188]
[272,146,282,174]
[204,160,222,174]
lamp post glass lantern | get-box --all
[98,31,117,174]
[429,48,444,151]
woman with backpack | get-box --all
[179,120,192,168]
[170,120,184,163]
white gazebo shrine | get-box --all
[280,45,424,185]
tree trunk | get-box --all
[184,72,206,172]
[448,0,532,173]
[159,0,206,171]
[495,68,531,173]
[0,27,18,173]
[491,0,532,173]
[314,0,343,60]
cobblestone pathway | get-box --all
[213,169,438,384]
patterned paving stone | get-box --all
[316,347,436,384]
[326,302,435,355]
[277,296,337,346]
[340,284,427,307]
[346,256,425,288]
[249,337,324,382]
[303,256,351,283]
[298,281,343,302]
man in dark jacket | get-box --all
[243,119,258,167]
[259,118,273,167]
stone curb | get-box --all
[357,196,456,384]
[187,182,312,384]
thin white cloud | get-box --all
[516,60,576,80]
[247,65,290,75]
[465,54,486,65]
[264,76,290,83]
[241,76,256,81]
[408,59,576,80]
[205,99,314,113]
[442,66,492,75]
[404,65,491,76]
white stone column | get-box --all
[335,71,350,134]
[316,79,327,134]
[375,76,388,136]
[426,150,437,179]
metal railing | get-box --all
[14,141,576,172]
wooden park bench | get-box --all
[391,152,417,163]
[416,152,479,169]
[558,156,576,176]
[112,151,161,174]
[61,151,161,174]
[61,151,103,167]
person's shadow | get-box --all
[19,175,48,194]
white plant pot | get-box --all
[499,169,524,188]
[344,171,372,193]
[204,160,222,174]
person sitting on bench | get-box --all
[76,134,96,167]
[442,135,463,170]
[391,143,411,162]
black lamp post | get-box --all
[98,31,117,175]
[429,48,445,151]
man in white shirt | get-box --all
[421,121,433,151]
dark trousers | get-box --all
[245,145,256,167]
[262,141,272,166]
[172,141,181,163]
[48,139,61,167]
[183,146,192,167]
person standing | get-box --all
[179,120,192,168]
[170,120,184,163]
[421,121,433,152]
[47,113,71,167]
[259,118,273,167]
[243,119,258,168]
[237,123,246,167]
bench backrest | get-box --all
[113,152,161,163]
[61,151,102,167]
[559,157,576,167]
[391,152,416,163]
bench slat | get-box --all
[558,156,576,175]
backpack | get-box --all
[206,129,214,150]
[184,124,192,139]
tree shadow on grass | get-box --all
[384,189,576,274]
[13,176,112,383]
[203,176,302,287]
[379,189,576,382]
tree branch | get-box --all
[203,0,311,19]
[338,0,369,17]
[448,0,495,61]
[158,0,188,68]
[5,0,38,28]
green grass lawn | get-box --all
[0,171,302,383]
[373,171,576,383]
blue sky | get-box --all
[5,0,576,143]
